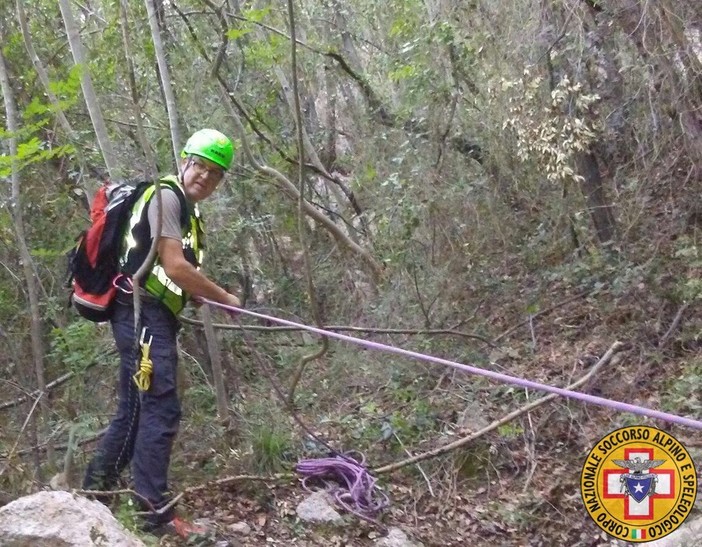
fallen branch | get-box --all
[0,359,104,412]
[373,341,626,475]
[658,301,690,348]
[134,493,183,517]
[1,427,107,459]
[75,488,155,512]
[494,289,593,343]
[184,473,293,494]
[0,373,73,412]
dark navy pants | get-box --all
[83,297,181,526]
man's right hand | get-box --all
[223,293,241,312]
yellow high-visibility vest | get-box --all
[120,175,204,315]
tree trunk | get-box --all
[119,0,158,178]
[57,0,119,179]
[577,151,617,245]
[330,0,363,71]
[200,306,230,425]
[321,65,338,170]
[16,0,91,211]
[16,1,73,136]
[145,0,182,165]
[0,45,54,471]
[607,0,702,163]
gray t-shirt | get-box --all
[147,188,183,241]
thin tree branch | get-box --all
[393,431,434,497]
[1,372,71,412]
[658,301,690,348]
[184,473,293,493]
[75,488,156,512]
[177,316,497,347]
[0,392,44,478]
[3,427,108,458]
[493,289,593,343]
[285,0,329,406]
[200,0,229,78]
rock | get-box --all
[374,526,424,547]
[457,401,489,431]
[0,490,144,546]
[228,521,251,535]
[645,516,702,546]
[296,491,344,525]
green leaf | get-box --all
[31,247,64,258]
[526,302,540,314]
[389,64,417,82]
[244,7,270,22]
[226,27,252,40]
[16,138,41,160]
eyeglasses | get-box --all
[189,157,224,182]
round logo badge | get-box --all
[580,426,697,542]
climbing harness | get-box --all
[133,327,154,392]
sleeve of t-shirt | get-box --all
[147,188,183,241]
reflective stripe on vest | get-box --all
[120,176,204,315]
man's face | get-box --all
[181,156,224,202]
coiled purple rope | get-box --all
[296,451,389,521]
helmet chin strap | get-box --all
[178,157,195,183]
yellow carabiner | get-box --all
[133,327,153,391]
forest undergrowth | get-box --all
[1,3,701,545]
[6,183,698,547]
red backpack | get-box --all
[67,181,152,322]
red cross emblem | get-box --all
[602,448,675,519]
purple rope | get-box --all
[296,452,390,521]
[204,299,702,431]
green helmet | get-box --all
[181,129,234,170]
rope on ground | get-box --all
[296,452,389,522]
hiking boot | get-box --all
[152,516,212,540]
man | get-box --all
[83,129,240,539]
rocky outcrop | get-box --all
[0,490,144,546]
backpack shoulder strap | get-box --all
[156,177,190,228]
[131,178,190,228]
